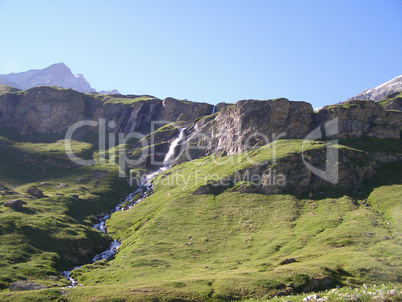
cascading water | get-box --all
[163,127,186,167]
[211,105,216,114]
[61,128,186,287]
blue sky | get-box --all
[0,0,401,108]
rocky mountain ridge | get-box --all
[174,99,401,165]
[1,85,401,170]
[346,74,402,102]
[0,86,214,135]
[0,63,119,94]
[0,80,401,301]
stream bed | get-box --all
[61,128,186,287]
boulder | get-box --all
[302,277,333,293]
[26,188,44,198]
[9,281,47,291]
[303,294,321,301]
[3,199,26,209]
[279,258,296,265]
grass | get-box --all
[0,85,21,95]
[324,99,372,110]
[0,125,400,300]
[247,283,402,301]
[41,138,400,301]
[92,94,159,105]
[339,136,402,154]
[377,91,402,108]
[0,127,132,292]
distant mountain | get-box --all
[0,63,98,93]
[98,89,121,95]
[347,74,402,102]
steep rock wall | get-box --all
[0,87,213,135]
[175,99,402,164]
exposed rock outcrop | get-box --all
[192,145,376,195]
[0,87,89,135]
[176,98,314,163]
[0,86,214,135]
[3,199,26,209]
[26,188,44,198]
[9,281,47,291]
[176,99,402,164]
[314,100,401,139]
[0,86,401,173]
[377,91,402,111]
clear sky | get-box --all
[0,0,401,108]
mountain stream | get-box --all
[62,128,186,286]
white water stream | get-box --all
[62,128,186,287]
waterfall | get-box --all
[212,105,216,114]
[62,127,187,287]
[163,128,186,166]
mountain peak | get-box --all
[43,62,73,77]
[0,63,96,93]
[347,74,402,102]
[49,62,68,68]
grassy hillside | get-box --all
[0,132,400,301]
[0,85,21,95]
[4,138,392,301]
[377,91,402,111]
[0,127,132,294]
[92,93,159,105]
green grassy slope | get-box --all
[0,85,21,95]
[377,91,402,111]
[0,127,132,293]
[34,138,400,301]
[91,93,159,105]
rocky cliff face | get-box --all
[0,87,89,135]
[192,144,377,196]
[0,63,95,93]
[175,99,402,164]
[0,86,214,135]
[175,98,313,163]
[0,86,401,170]
[346,75,402,102]
[314,100,401,139]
